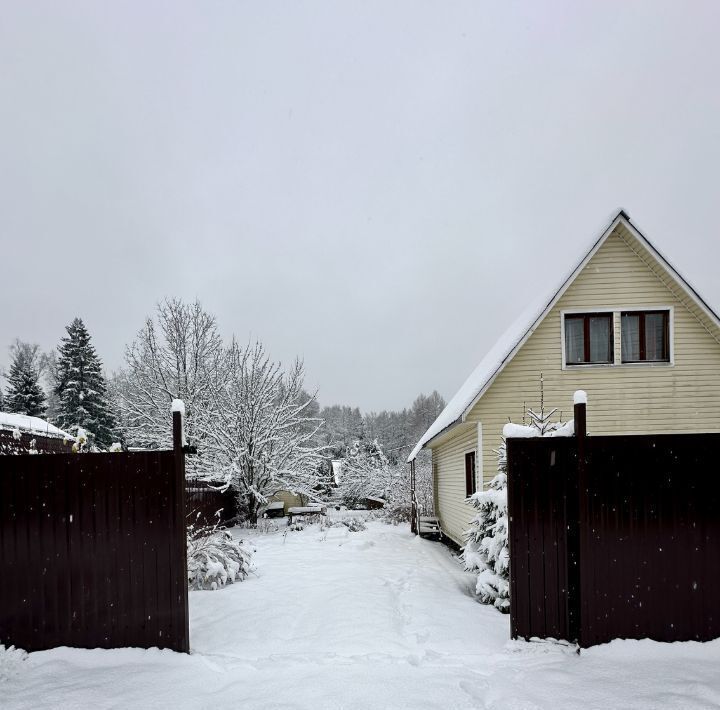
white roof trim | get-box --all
[461,214,626,416]
[407,209,720,462]
[620,218,720,334]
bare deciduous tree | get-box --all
[113,298,224,473]
[199,340,325,519]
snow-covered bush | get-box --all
[187,523,252,591]
[463,448,510,612]
[256,518,281,534]
[323,516,367,532]
[0,645,27,682]
[343,517,367,532]
[71,428,89,453]
[381,497,411,525]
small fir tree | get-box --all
[463,443,510,612]
[54,318,116,448]
[524,374,563,435]
[5,341,46,417]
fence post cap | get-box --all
[573,390,588,405]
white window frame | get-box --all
[561,306,674,369]
[618,306,675,367]
[560,308,616,369]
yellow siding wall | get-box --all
[432,423,477,542]
[432,229,720,545]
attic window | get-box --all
[621,310,670,363]
[564,313,614,365]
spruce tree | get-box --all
[54,318,116,448]
[5,342,47,417]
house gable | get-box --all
[466,226,720,482]
[409,212,720,463]
[428,218,720,545]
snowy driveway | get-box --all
[4,520,720,709]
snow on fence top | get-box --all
[574,390,588,405]
[0,411,75,440]
[408,209,635,463]
[502,420,574,439]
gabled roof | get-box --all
[408,209,720,462]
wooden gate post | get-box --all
[410,459,417,534]
[568,390,588,646]
[172,401,190,653]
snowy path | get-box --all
[3,520,720,709]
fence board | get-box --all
[0,428,74,455]
[0,450,189,653]
[508,431,720,648]
[507,438,575,640]
[580,434,720,646]
[186,479,237,527]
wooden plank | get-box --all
[0,448,189,652]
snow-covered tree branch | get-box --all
[112,298,224,474]
[198,340,326,519]
[338,439,392,507]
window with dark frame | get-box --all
[621,310,670,363]
[465,451,476,497]
[564,312,614,365]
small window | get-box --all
[465,451,476,496]
[621,310,670,363]
[564,313,614,365]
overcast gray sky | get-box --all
[1,1,719,411]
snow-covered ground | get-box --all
[3,519,720,709]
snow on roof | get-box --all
[407,208,720,463]
[406,296,557,462]
[0,412,75,440]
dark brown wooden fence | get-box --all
[0,428,74,455]
[0,413,189,653]
[186,479,237,527]
[507,437,577,642]
[507,403,720,648]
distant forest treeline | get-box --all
[315,391,445,464]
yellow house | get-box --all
[408,210,720,546]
